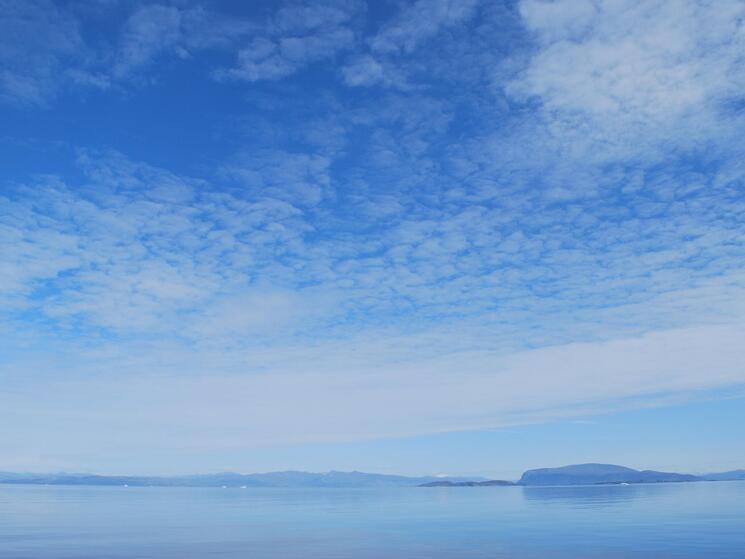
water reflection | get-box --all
[1,482,744,558]
[521,483,666,507]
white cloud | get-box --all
[342,54,385,86]
[0,0,84,106]
[3,148,745,376]
[0,1,260,102]
[370,0,480,54]
[4,146,742,366]
[2,320,744,469]
[0,152,317,339]
[112,4,258,81]
[220,0,360,82]
[3,1,745,471]
[227,38,297,81]
[113,4,185,79]
[342,0,481,88]
[221,150,332,207]
[507,0,745,160]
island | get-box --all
[420,463,745,487]
[419,479,515,487]
[517,463,701,486]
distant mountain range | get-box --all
[1,464,743,488]
[0,470,482,488]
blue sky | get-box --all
[1,0,745,478]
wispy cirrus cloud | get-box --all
[2,316,745,473]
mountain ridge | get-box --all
[0,470,483,488]
[2,464,743,488]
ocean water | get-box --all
[1,481,744,558]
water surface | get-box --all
[1,481,743,558]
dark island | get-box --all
[517,463,700,486]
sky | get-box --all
[1,0,745,479]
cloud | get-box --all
[2,0,745,471]
[221,149,333,207]
[220,0,361,82]
[226,38,298,82]
[113,4,257,80]
[0,1,259,103]
[506,0,745,161]
[342,0,481,88]
[1,151,318,340]
[341,54,385,86]
[0,180,83,303]
[2,320,745,470]
[3,147,745,363]
[370,0,480,54]
[113,4,185,79]
[0,0,84,106]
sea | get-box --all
[1,480,744,558]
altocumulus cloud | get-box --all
[1,0,745,471]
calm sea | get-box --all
[1,481,744,558]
